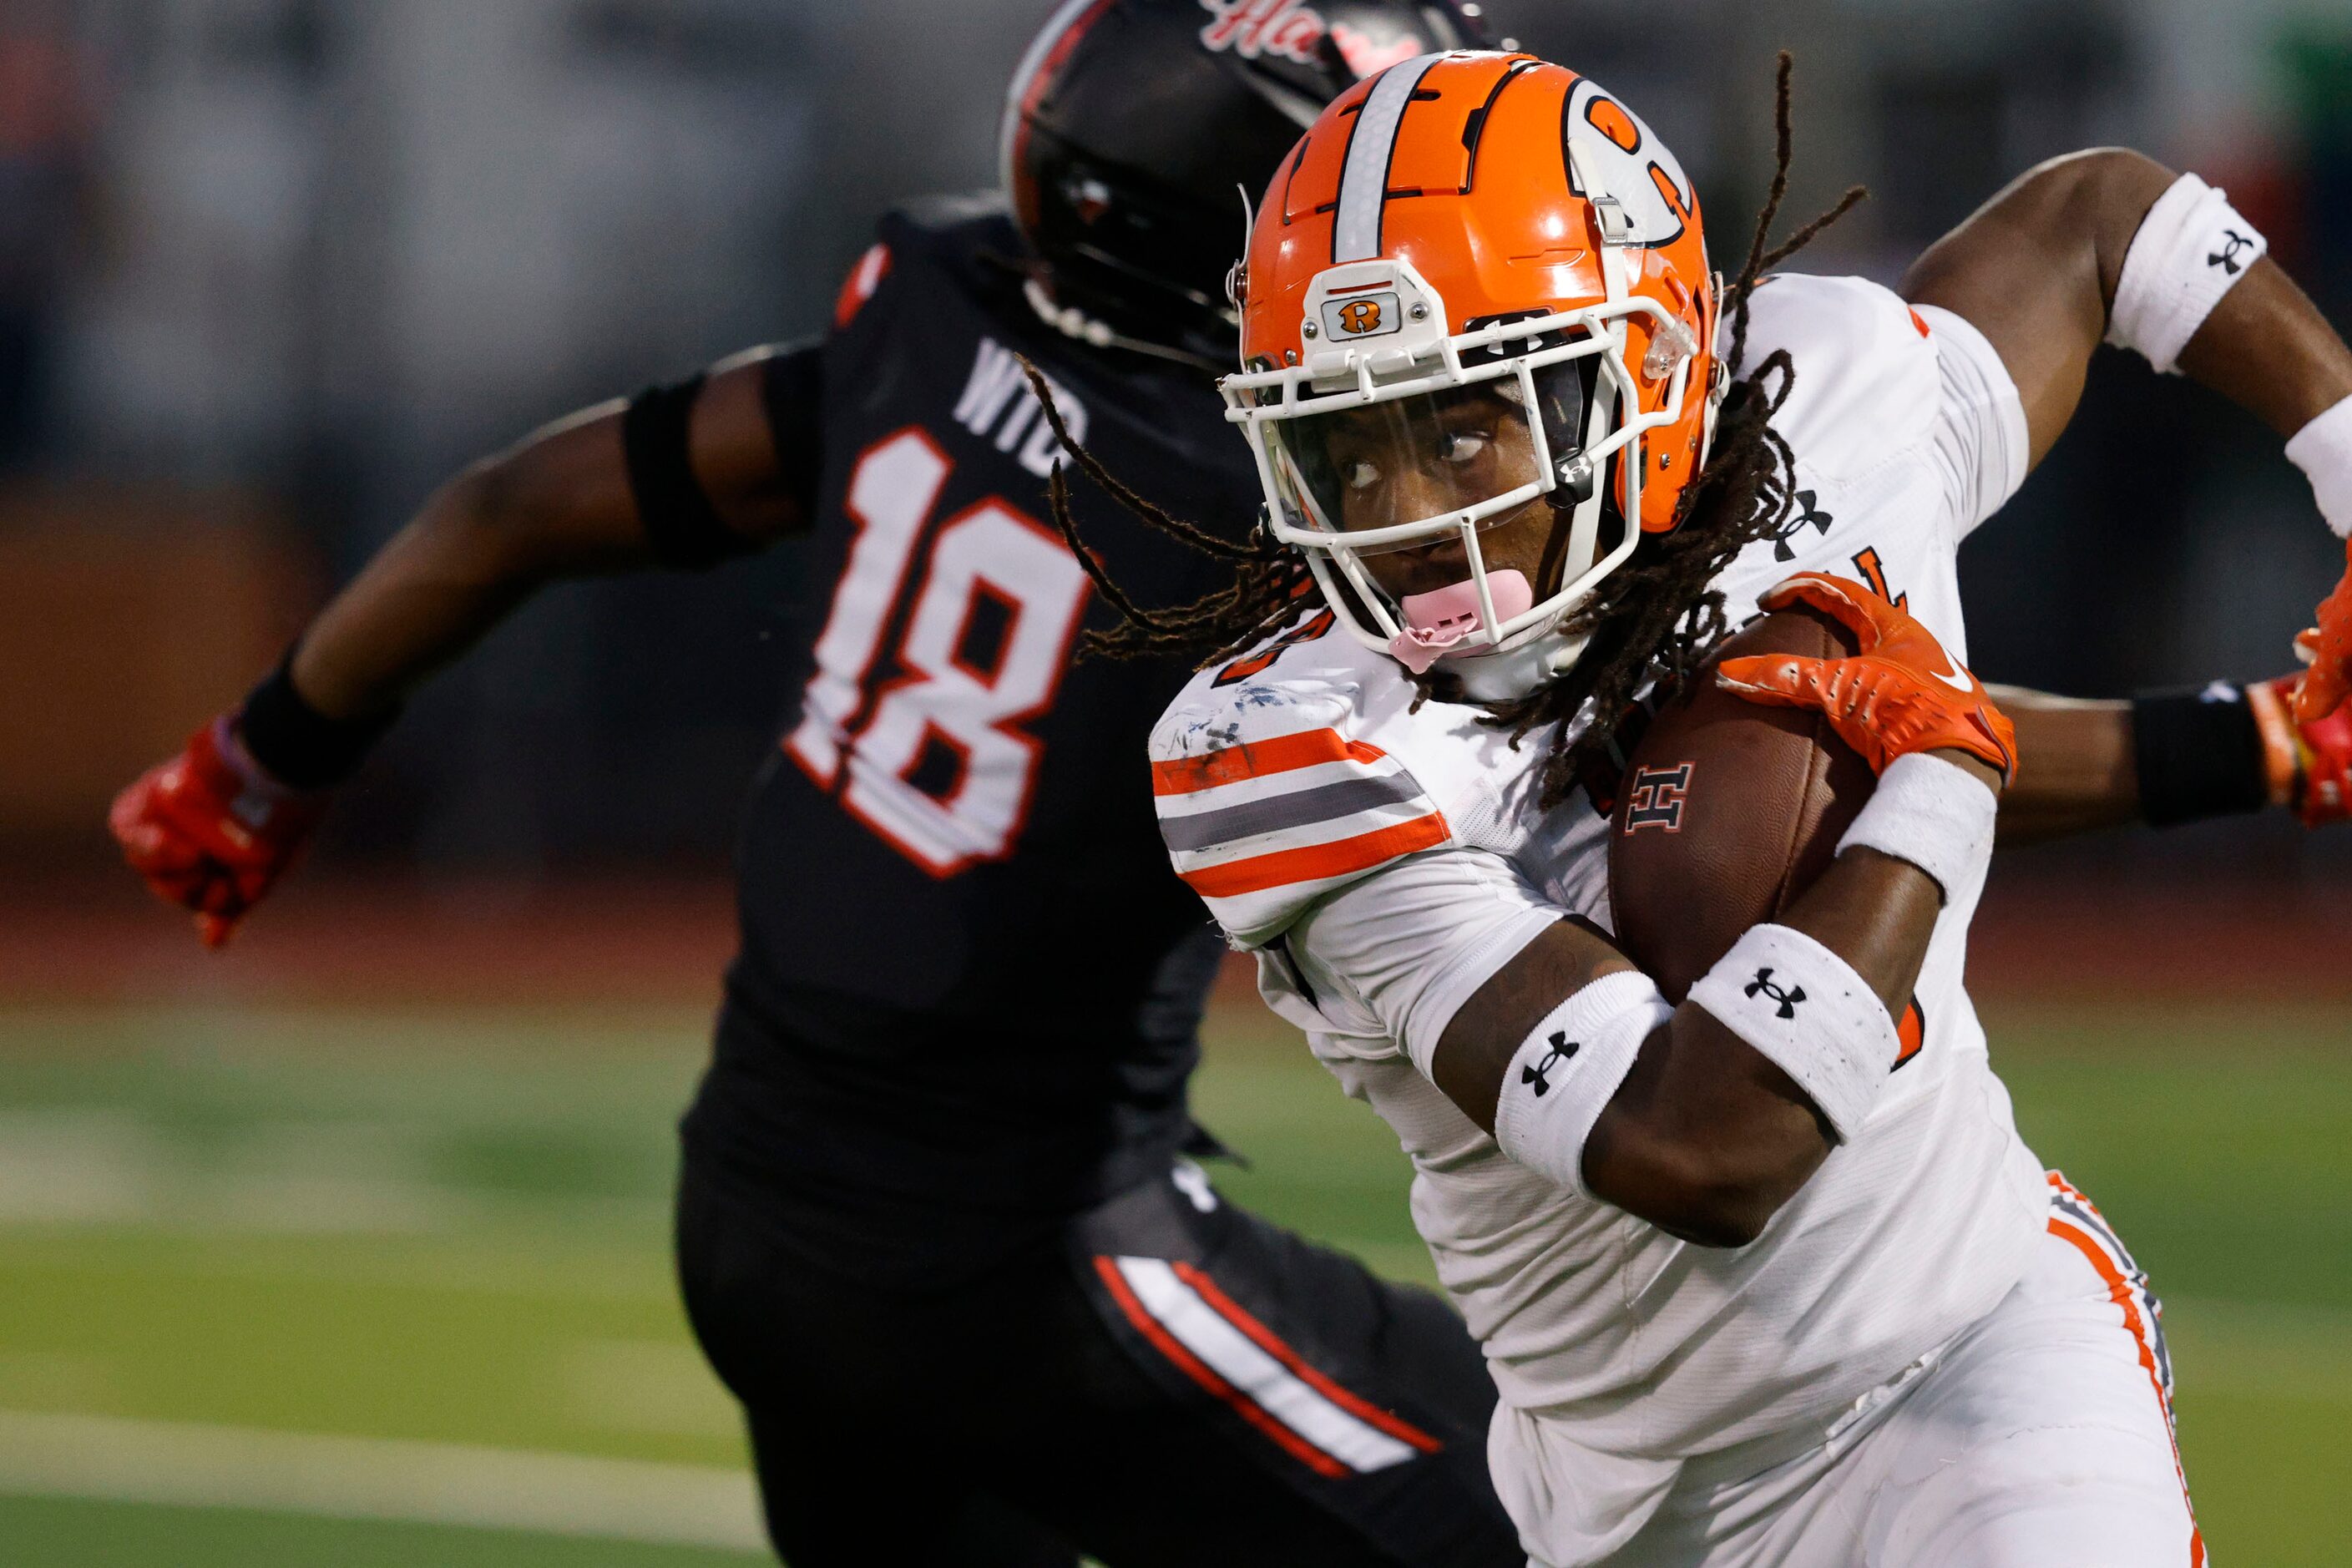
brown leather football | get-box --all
[1607,604,1873,1004]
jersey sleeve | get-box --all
[1282,847,1566,1075]
[1151,674,1459,949]
[1912,302,2031,538]
[1743,274,2029,539]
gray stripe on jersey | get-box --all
[1159,772,1425,854]
[1333,54,1442,264]
[2052,1191,2170,1393]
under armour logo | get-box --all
[2209,230,2254,276]
[1771,492,1834,561]
[1744,967,1805,1019]
[1520,1033,1581,1096]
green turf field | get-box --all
[0,1001,2344,1563]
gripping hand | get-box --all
[109,717,326,948]
[2292,539,2352,725]
[1715,574,2018,782]
[2251,672,2352,827]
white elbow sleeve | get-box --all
[1492,971,1669,1197]
[2107,173,2266,376]
[1687,925,1901,1143]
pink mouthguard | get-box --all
[1388,570,1535,674]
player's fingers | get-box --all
[1755,574,1892,650]
[2294,659,2350,725]
[1715,654,1823,706]
[2294,628,2321,666]
[196,912,237,950]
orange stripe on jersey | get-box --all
[1178,813,1449,899]
[2047,1215,2207,1566]
[1172,1263,1442,1454]
[1894,1000,1925,1070]
[1151,728,1388,797]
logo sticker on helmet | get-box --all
[1563,79,1698,249]
[1196,0,1327,63]
[1321,291,1403,341]
[1196,0,1424,76]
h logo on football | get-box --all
[1520,1033,1581,1097]
[1745,968,1806,1019]
[1623,763,1692,834]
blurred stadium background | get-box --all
[3,0,2349,1561]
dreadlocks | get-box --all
[1034,53,1865,807]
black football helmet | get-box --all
[1001,0,1495,367]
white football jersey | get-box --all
[1150,276,2052,1559]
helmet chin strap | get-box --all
[1449,630,1591,703]
[1023,278,1227,372]
[1407,491,1612,702]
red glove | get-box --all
[1714,573,2019,781]
[2250,672,2352,827]
[2293,539,2352,725]
[109,718,326,948]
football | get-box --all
[1607,604,1874,1004]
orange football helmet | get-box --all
[1222,52,1721,684]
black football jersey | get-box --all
[682,198,1262,1278]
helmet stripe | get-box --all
[1332,53,1442,264]
[998,0,1119,207]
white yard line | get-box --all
[0,1409,766,1552]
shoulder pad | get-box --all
[1151,635,1475,948]
[1743,274,1940,479]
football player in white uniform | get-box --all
[1034,49,2352,1568]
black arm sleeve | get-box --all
[621,372,746,569]
[759,341,825,524]
[236,650,401,789]
[2131,683,2269,827]
[620,343,826,569]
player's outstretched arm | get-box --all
[290,346,808,720]
[109,346,818,947]
[1901,149,2352,723]
[1900,148,2352,469]
[1990,677,2351,842]
[1424,578,2011,1247]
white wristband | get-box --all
[2288,394,2352,540]
[1834,751,1999,902]
[2107,174,2266,376]
[1688,925,1900,1142]
[1492,970,1669,1199]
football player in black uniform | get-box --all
[109,4,1530,1565]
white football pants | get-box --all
[1598,1178,2204,1568]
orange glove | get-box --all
[2291,538,2352,724]
[2250,671,2352,827]
[1715,574,2018,782]
[109,718,326,948]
